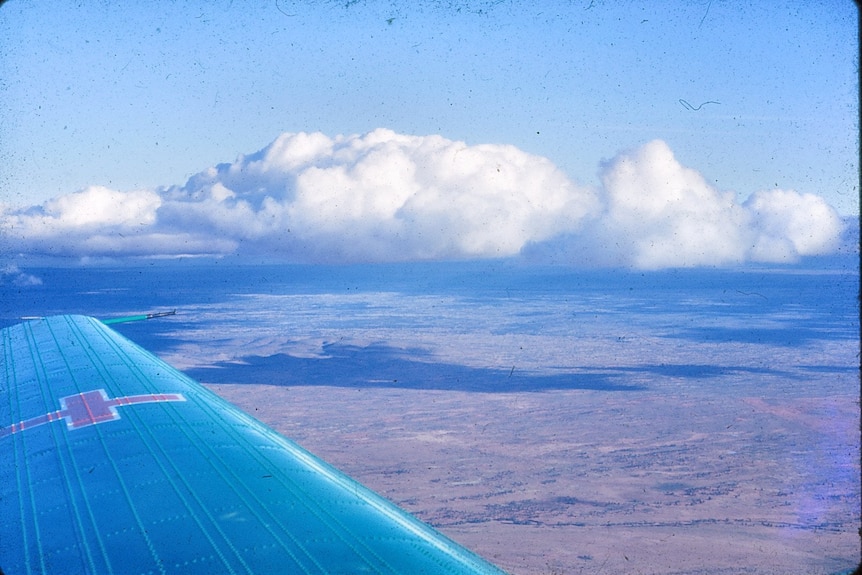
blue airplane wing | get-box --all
[0,315,508,575]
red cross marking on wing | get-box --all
[0,389,186,438]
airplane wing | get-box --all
[1,315,508,575]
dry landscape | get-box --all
[205,380,860,575]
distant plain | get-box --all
[2,258,858,574]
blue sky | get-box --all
[0,1,857,267]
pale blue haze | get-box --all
[1,1,857,214]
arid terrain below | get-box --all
[206,380,860,575]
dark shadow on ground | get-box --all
[608,364,795,379]
[182,341,793,393]
[667,325,856,346]
[184,342,646,392]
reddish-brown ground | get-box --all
[205,383,860,575]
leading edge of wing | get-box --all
[0,315,508,575]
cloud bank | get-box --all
[0,263,42,287]
[0,129,844,268]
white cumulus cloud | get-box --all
[595,140,751,268]
[743,188,843,261]
[1,185,168,257]
[151,128,599,262]
[571,140,843,268]
[0,130,845,268]
[0,263,42,286]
